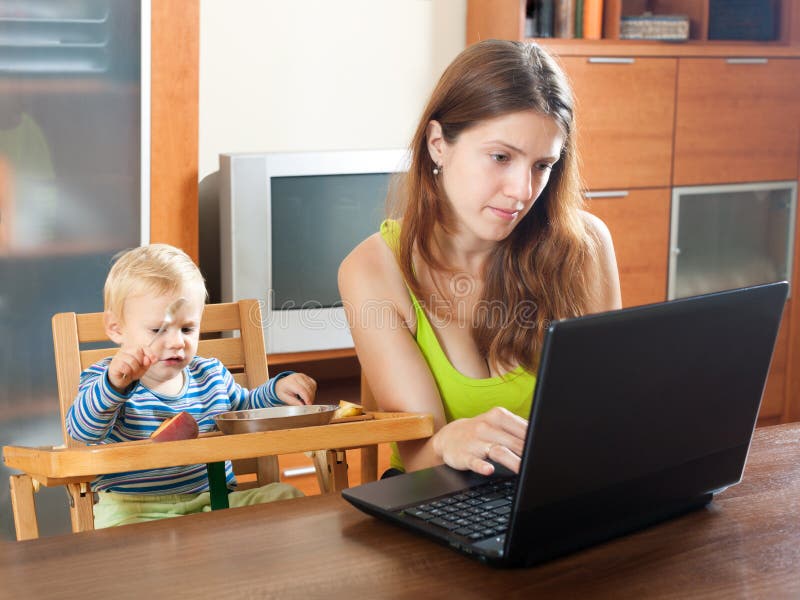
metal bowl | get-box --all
[214,405,338,434]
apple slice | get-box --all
[333,400,364,420]
[150,411,199,443]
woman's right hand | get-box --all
[108,346,157,392]
[432,407,529,476]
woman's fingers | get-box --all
[487,444,522,474]
[468,455,495,476]
[485,406,528,439]
[477,408,527,456]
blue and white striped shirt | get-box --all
[66,356,291,494]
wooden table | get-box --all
[1,424,798,598]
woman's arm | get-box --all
[340,233,446,472]
[339,234,527,475]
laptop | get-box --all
[342,282,789,567]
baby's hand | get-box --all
[108,346,157,392]
[274,373,317,405]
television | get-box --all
[219,149,409,354]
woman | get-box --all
[339,40,621,477]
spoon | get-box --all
[148,297,187,348]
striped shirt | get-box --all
[65,356,291,494]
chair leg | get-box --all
[311,450,331,493]
[66,482,95,533]
[9,475,39,541]
[255,455,280,485]
[311,449,350,493]
[328,450,350,492]
[360,445,378,484]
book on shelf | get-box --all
[554,0,575,38]
[583,0,603,40]
[528,0,586,39]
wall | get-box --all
[198,0,467,179]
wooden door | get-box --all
[586,188,670,307]
[673,58,800,186]
[560,56,677,190]
[151,0,199,260]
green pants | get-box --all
[94,483,303,529]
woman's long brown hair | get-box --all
[390,39,597,373]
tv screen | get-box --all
[271,173,391,310]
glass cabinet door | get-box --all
[0,0,147,539]
[669,181,797,300]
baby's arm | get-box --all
[65,360,132,443]
[224,368,317,410]
[271,372,317,405]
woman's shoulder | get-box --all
[579,209,613,245]
[577,210,622,312]
[340,229,402,292]
[339,227,414,319]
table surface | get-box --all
[2,424,799,600]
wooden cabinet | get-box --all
[586,188,670,307]
[560,57,676,190]
[673,58,800,186]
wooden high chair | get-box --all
[8,299,339,539]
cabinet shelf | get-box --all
[471,1,800,48]
[532,38,800,57]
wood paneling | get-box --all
[466,0,524,44]
[586,188,670,307]
[561,57,677,190]
[784,0,800,44]
[150,0,199,261]
[673,58,800,186]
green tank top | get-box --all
[379,220,536,471]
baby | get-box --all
[66,243,316,528]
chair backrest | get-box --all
[51,299,275,481]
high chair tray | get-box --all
[2,411,432,486]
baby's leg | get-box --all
[226,483,304,508]
[94,492,208,528]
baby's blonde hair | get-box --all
[104,244,207,320]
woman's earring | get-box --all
[433,164,442,176]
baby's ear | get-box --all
[104,310,124,345]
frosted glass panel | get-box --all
[669,182,796,300]
[0,0,143,540]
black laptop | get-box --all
[342,282,789,567]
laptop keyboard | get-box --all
[400,479,515,541]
